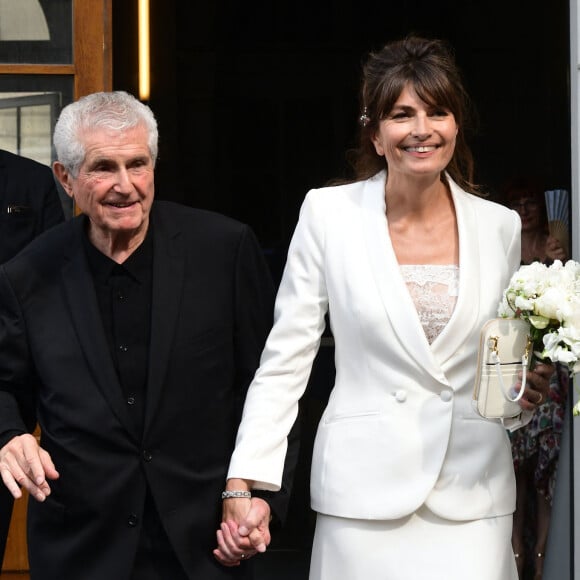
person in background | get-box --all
[0,91,295,580]
[503,177,567,265]
[214,36,552,580]
[0,148,65,264]
[502,177,569,580]
[0,148,65,567]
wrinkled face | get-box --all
[56,124,155,243]
[509,196,543,233]
[371,83,458,180]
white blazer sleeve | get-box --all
[227,189,329,490]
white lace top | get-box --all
[400,264,459,344]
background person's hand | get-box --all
[518,362,553,411]
[545,235,568,262]
[0,433,59,502]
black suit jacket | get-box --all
[0,149,64,264]
[0,201,292,580]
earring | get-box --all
[359,107,370,127]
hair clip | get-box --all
[359,107,370,127]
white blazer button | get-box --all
[395,390,407,403]
[440,390,453,402]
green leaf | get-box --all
[529,315,550,330]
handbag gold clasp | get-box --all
[488,335,499,356]
[524,335,532,360]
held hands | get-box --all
[0,434,59,502]
[517,362,553,411]
[213,481,271,567]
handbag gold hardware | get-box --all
[473,318,532,420]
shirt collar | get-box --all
[83,218,154,285]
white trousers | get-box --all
[309,506,517,580]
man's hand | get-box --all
[213,497,271,566]
[0,434,59,502]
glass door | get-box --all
[0,0,112,216]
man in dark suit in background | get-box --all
[0,91,294,579]
[0,149,65,568]
[0,148,65,264]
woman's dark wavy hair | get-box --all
[346,36,478,193]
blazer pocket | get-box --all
[0,211,36,252]
[313,414,400,496]
[0,208,35,225]
[323,410,381,424]
[0,208,36,234]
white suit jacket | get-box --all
[228,171,522,521]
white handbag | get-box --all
[472,318,533,419]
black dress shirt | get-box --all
[84,223,153,434]
[83,223,188,579]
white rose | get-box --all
[534,286,567,321]
[514,294,535,312]
[560,296,580,327]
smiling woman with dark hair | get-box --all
[216,36,553,580]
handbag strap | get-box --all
[488,335,530,403]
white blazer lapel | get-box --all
[430,178,481,366]
[360,171,449,383]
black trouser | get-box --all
[0,486,14,568]
[130,490,189,580]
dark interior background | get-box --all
[114,0,571,283]
[112,0,571,563]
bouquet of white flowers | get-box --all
[497,259,580,413]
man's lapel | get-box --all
[61,218,139,440]
[143,207,185,434]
